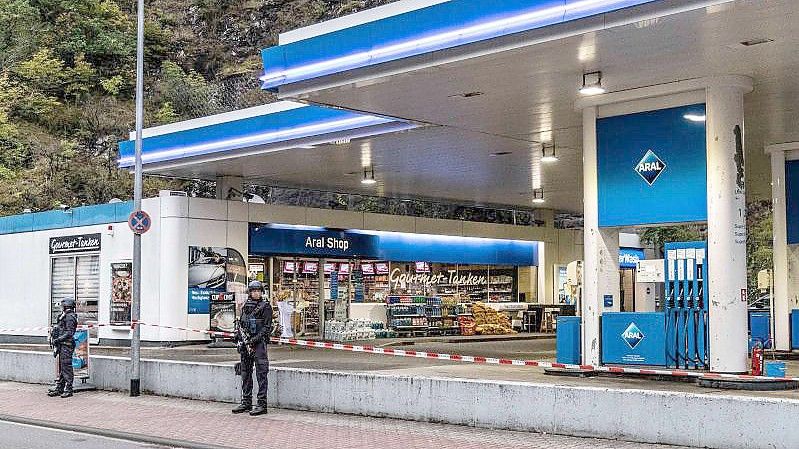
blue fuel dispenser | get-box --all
[664,241,708,369]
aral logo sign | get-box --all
[622,322,645,349]
[635,149,666,186]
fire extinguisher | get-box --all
[751,342,764,376]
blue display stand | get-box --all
[556,316,581,365]
[791,310,799,350]
[602,312,666,366]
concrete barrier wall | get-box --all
[1,349,797,449]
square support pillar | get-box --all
[768,143,799,351]
[582,106,621,365]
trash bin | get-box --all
[765,361,786,378]
[556,316,581,365]
[749,311,771,350]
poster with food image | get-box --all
[210,300,237,334]
[110,262,132,323]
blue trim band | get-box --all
[261,0,657,88]
[118,105,398,168]
[0,202,134,235]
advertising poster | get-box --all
[330,271,339,300]
[188,247,248,319]
[353,269,364,302]
[556,265,572,305]
[110,262,133,323]
[72,329,90,379]
[210,294,237,334]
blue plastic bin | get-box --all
[556,316,581,365]
[765,361,786,378]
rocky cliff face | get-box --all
[156,0,397,79]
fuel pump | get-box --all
[664,242,708,369]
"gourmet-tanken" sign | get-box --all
[49,233,101,254]
[389,268,487,290]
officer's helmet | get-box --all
[61,297,76,309]
[247,280,264,292]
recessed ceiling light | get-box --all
[579,71,605,96]
[541,144,558,163]
[740,38,773,47]
[361,166,377,185]
[683,114,706,122]
[532,188,545,204]
[490,151,513,157]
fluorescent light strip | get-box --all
[119,115,394,166]
[262,0,640,87]
[137,122,418,172]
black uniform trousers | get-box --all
[240,341,269,405]
[57,342,75,390]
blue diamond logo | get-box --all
[621,322,645,350]
[634,150,666,186]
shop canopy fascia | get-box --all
[118,101,417,171]
[249,223,539,266]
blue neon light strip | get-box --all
[249,223,538,266]
[118,105,400,168]
[0,202,134,235]
[261,0,657,89]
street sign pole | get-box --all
[130,0,145,397]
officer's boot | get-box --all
[249,402,268,416]
[47,382,64,397]
[231,400,252,414]
[60,386,73,398]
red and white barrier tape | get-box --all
[268,337,798,383]
[0,323,794,383]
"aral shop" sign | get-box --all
[389,268,487,290]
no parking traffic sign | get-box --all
[128,210,151,235]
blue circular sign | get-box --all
[128,210,151,234]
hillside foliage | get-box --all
[0,0,394,214]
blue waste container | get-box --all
[556,316,581,365]
[749,311,771,350]
[765,361,786,378]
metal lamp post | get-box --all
[130,0,145,397]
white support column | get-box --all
[769,144,795,350]
[705,79,752,373]
[216,176,244,200]
[582,106,621,365]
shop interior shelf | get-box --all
[390,314,425,318]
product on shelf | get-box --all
[458,316,476,336]
[471,302,516,335]
[324,319,378,342]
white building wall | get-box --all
[0,196,577,341]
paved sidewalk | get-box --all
[0,381,691,449]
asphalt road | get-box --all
[0,420,179,449]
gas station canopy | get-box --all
[123,0,799,212]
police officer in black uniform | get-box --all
[232,280,272,416]
[48,297,78,398]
